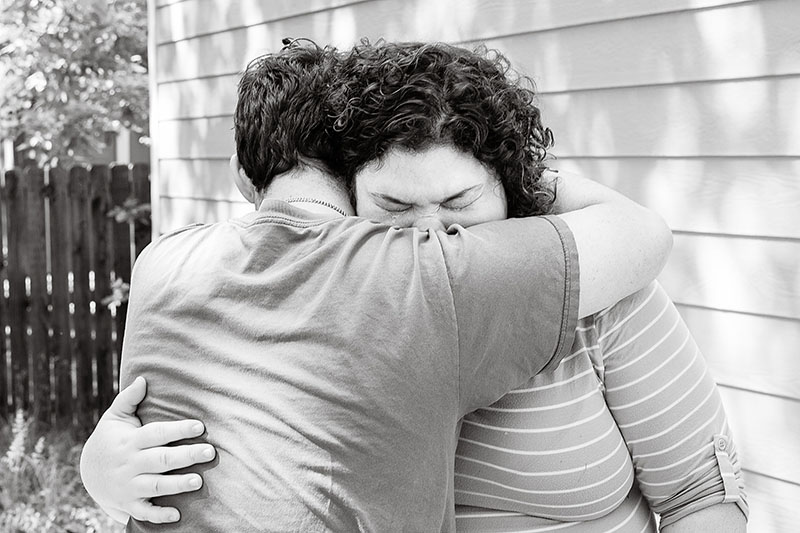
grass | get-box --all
[0,410,124,533]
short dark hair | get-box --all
[234,39,339,192]
[331,40,556,217]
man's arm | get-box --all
[80,377,216,524]
[549,171,673,318]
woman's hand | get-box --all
[79,377,217,524]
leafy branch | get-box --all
[0,0,149,167]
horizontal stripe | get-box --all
[607,494,649,533]
[607,345,698,409]
[637,458,720,487]
[457,423,618,456]
[597,284,659,341]
[461,403,606,433]
[637,442,710,473]
[480,387,601,413]
[615,359,706,423]
[603,308,677,374]
[455,473,632,517]
[455,283,746,527]
[454,491,652,533]
[622,385,719,436]
[631,403,724,456]
[456,438,627,480]
[506,362,597,393]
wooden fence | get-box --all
[0,163,151,432]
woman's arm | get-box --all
[661,503,746,532]
[80,377,216,524]
[595,282,748,529]
[550,171,673,318]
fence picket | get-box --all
[132,163,152,256]
[110,166,132,367]
[90,166,115,413]
[69,167,95,427]
[4,169,29,413]
[0,171,9,419]
[49,166,74,427]
[21,165,51,423]
[0,163,149,430]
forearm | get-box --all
[661,503,746,532]
[549,171,672,317]
[597,284,748,531]
[547,170,616,214]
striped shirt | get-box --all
[454,282,748,532]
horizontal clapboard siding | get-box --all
[157,116,233,159]
[155,0,185,7]
[157,196,250,232]
[552,158,800,239]
[677,305,800,400]
[158,158,238,201]
[662,233,799,319]
[540,77,800,157]
[150,2,800,530]
[156,0,757,45]
[746,470,800,532]
[155,0,367,44]
[719,387,800,486]
[477,0,800,92]
[155,0,785,84]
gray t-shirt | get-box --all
[121,200,579,532]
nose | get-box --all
[412,216,446,233]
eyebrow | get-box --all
[371,184,484,205]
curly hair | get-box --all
[330,40,556,217]
[234,39,339,192]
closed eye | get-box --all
[376,200,413,213]
[443,196,480,211]
[442,185,484,210]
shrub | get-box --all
[0,410,123,532]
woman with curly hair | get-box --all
[79,40,747,532]
[330,40,555,219]
[331,40,748,532]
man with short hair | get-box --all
[81,41,671,531]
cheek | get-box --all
[457,194,507,227]
[486,192,508,221]
[355,200,415,227]
[358,204,394,223]
[354,192,387,221]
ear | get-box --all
[230,154,257,205]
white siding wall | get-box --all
[150,1,800,530]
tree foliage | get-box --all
[0,0,148,166]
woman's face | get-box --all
[354,145,507,229]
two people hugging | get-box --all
[81,39,748,532]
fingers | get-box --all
[133,472,205,499]
[135,419,207,449]
[136,443,216,474]
[109,376,147,416]
[128,500,182,524]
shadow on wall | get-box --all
[155,0,800,320]
[151,0,800,529]
[154,1,800,313]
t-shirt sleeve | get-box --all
[596,281,749,527]
[437,215,580,416]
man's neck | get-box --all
[256,168,354,216]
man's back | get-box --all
[121,200,578,531]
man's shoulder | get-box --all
[136,222,209,260]
[158,221,208,238]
